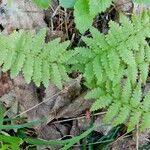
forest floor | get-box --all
[0,0,150,150]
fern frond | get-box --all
[89,0,112,17]
[74,0,93,33]
[80,11,150,132]
[118,48,135,66]
[93,56,103,85]
[141,112,150,132]
[139,62,149,84]
[42,60,50,87]
[33,58,42,87]
[121,79,132,104]
[112,83,122,99]
[85,88,105,99]
[127,110,141,133]
[145,44,150,62]
[130,82,142,108]
[31,29,46,54]
[142,91,150,112]
[77,11,150,87]
[84,62,95,85]
[127,65,138,85]
[91,95,112,111]
[0,29,75,88]
[58,64,69,82]
[52,63,62,89]
[2,50,16,72]
[104,102,121,123]
[113,106,130,126]
[108,50,120,73]
[23,55,34,83]
[90,27,108,49]
[101,53,114,81]
[10,52,26,78]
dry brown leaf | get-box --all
[55,94,92,119]
[0,72,13,97]
[114,0,133,14]
[0,0,46,32]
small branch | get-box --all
[136,123,139,150]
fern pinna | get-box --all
[74,11,150,131]
[0,29,77,88]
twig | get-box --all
[111,133,132,145]
[64,9,69,39]
[51,111,106,124]
[136,123,139,150]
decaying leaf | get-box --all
[0,0,46,31]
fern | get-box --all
[91,94,112,111]
[0,29,77,88]
[88,78,150,131]
[75,12,150,88]
[88,0,112,17]
[78,11,150,131]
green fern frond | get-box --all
[127,110,141,132]
[121,79,132,104]
[75,11,150,88]
[93,56,103,85]
[145,44,150,62]
[84,62,95,85]
[108,50,120,73]
[85,88,105,99]
[32,58,42,87]
[88,0,112,17]
[52,63,62,89]
[90,27,108,49]
[23,55,34,83]
[91,95,112,111]
[142,91,150,112]
[130,82,142,108]
[141,112,150,132]
[113,106,130,126]
[42,61,50,87]
[139,62,149,84]
[104,102,121,123]
[74,0,93,33]
[0,29,75,88]
[78,11,150,131]
[127,65,138,85]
